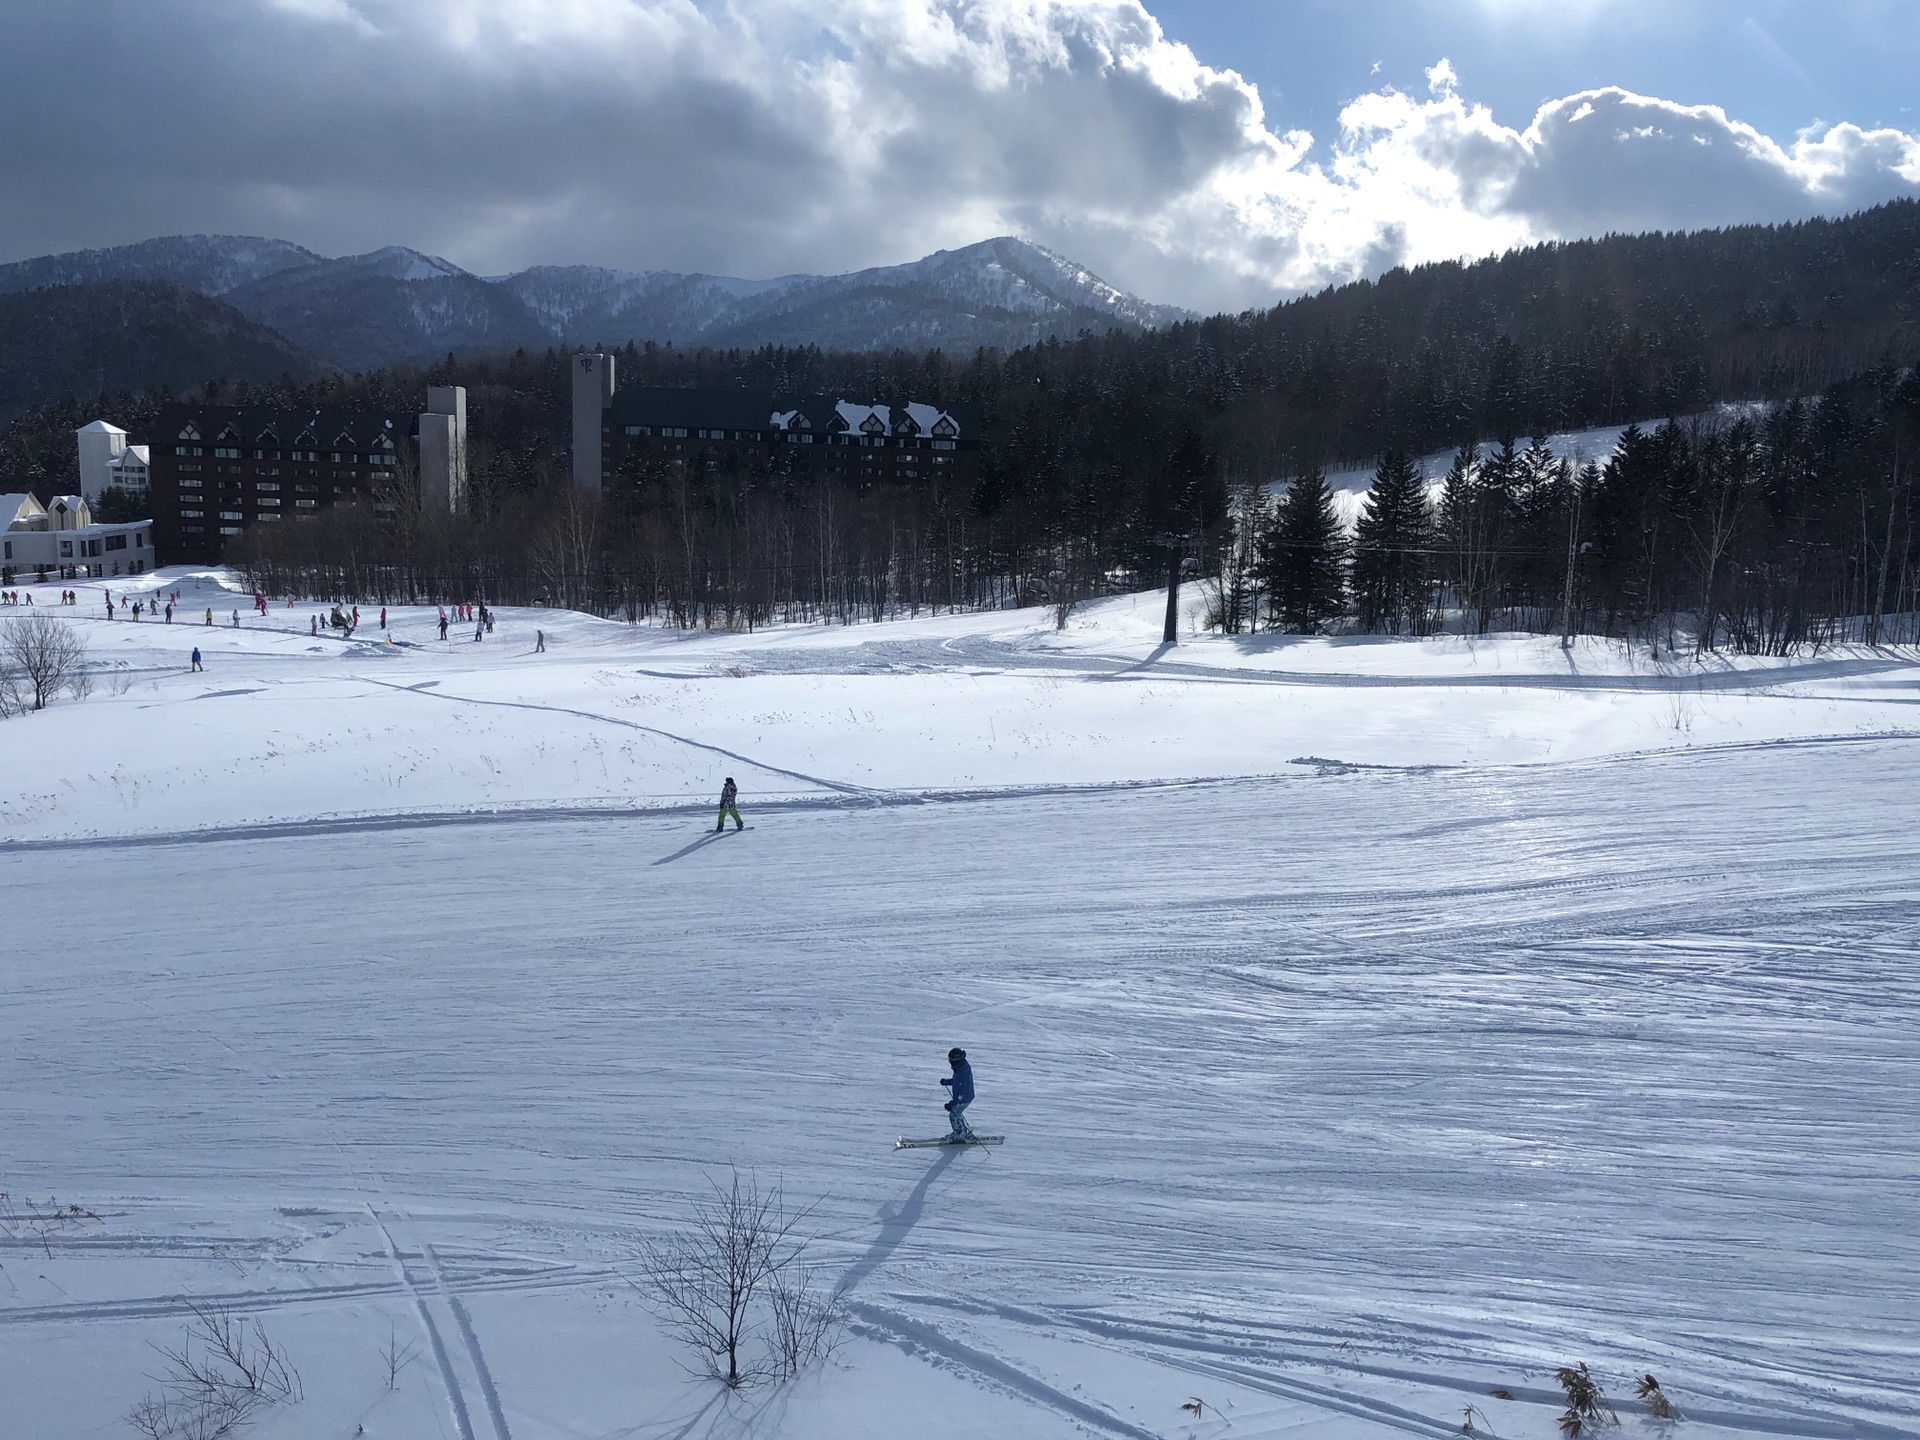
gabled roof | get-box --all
[145,405,417,452]
[77,419,127,438]
[1,493,46,530]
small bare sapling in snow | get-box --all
[0,613,90,711]
[379,1323,421,1390]
[126,1304,301,1440]
[638,1169,839,1388]
[1636,1374,1678,1421]
[0,1191,102,1257]
[1555,1363,1618,1436]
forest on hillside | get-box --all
[4,202,1918,649]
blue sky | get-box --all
[2,1,1917,312]
[1150,0,1920,144]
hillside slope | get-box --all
[0,281,335,420]
[0,235,323,298]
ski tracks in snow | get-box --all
[359,675,876,798]
[370,1206,512,1440]
[847,1301,1164,1440]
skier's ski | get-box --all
[896,1135,1004,1149]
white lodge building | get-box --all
[0,493,155,584]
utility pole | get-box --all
[1156,532,1184,645]
[1559,485,1582,649]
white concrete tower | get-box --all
[571,352,616,491]
[75,420,128,501]
[418,386,469,514]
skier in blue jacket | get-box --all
[940,1047,975,1140]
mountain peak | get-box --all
[0,233,1189,369]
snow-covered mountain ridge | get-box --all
[0,235,1192,372]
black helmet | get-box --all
[948,1047,966,1062]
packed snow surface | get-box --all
[1,570,1916,1440]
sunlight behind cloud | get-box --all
[0,0,1915,312]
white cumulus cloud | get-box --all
[0,0,1915,314]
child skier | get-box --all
[940,1047,975,1140]
[715,777,744,832]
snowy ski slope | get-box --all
[1,569,1916,1439]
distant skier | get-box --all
[190,647,202,673]
[940,1048,975,1141]
[715,776,743,832]
[535,629,546,653]
[438,613,449,641]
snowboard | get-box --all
[896,1134,1004,1149]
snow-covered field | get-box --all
[2,569,1916,1440]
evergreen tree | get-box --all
[1260,470,1347,633]
[1352,450,1434,634]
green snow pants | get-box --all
[716,803,743,830]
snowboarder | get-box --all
[941,1048,975,1140]
[190,647,202,673]
[715,777,743,832]
[535,629,546,653]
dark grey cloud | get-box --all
[1,2,1916,314]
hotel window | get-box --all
[296,499,317,508]
[214,447,241,459]
[105,535,127,552]
[181,509,204,518]
[220,526,242,536]
[220,511,243,521]
[256,482,281,492]
[258,497,281,507]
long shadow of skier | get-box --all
[838,1147,962,1295]
[652,831,730,866]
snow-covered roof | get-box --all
[1,493,46,530]
[115,445,151,466]
[76,419,126,438]
[835,401,885,434]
